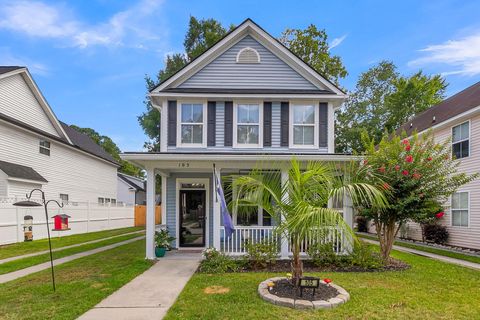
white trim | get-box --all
[451,120,471,159]
[289,102,319,149]
[150,20,345,96]
[176,101,208,148]
[450,190,470,228]
[236,47,261,63]
[233,101,263,148]
[328,102,335,153]
[6,177,47,185]
[175,177,210,249]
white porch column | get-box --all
[343,194,354,228]
[161,175,167,225]
[213,167,221,250]
[145,167,156,259]
[280,168,289,259]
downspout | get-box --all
[150,98,162,152]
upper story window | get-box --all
[236,47,260,63]
[451,191,469,227]
[39,140,50,156]
[290,105,317,148]
[179,103,205,146]
[452,121,469,159]
[234,103,261,147]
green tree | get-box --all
[70,125,144,178]
[279,24,348,85]
[138,17,233,151]
[231,159,386,284]
[360,131,477,260]
[335,61,447,153]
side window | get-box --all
[291,105,316,147]
[98,197,105,205]
[451,192,469,227]
[59,194,69,204]
[39,140,51,156]
[452,122,469,159]
[235,104,260,147]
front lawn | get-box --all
[165,250,480,320]
[0,226,143,260]
[0,239,153,320]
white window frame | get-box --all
[233,101,263,148]
[289,102,319,149]
[39,139,51,156]
[451,120,470,159]
[176,101,207,148]
[450,191,470,228]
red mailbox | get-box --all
[52,214,71,231]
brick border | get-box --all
[258,277,350,309]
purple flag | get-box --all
[214,167,235,238]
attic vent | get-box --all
[236,47,260,63]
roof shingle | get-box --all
[0,160,48,183]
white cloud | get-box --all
[330,35,347,50]
[0,0,166,49]
[409,32,480,76]
[0,47,49,75]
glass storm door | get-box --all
[179,190,206,247]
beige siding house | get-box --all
[398,82,480,250]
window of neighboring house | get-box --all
[98,197,105,205]
[291,105,317,147]
[39,140,51,156]
[59,194,69,204]
[105,198,111,204]
[110,199,116,205]
[179,103,204,146]
[235,103,261,147]
[451,192,469,227]
[452,121,469,159]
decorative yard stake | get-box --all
[13,189,64,292]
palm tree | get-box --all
[230,159,387,285]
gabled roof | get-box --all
[0,160,48,183]
[0,66,22,75]
[150,18,345,97]
[398,81,480,136]
[118,172,145,191]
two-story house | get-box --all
[122,19,352,259]
[398,81,480,250]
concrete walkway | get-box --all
[0,236,145,284]
[0,230,144,265]
[78,251,202,320]
[362,238,480,270]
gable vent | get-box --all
[236,47,260,63]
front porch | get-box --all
[121,152,355,259]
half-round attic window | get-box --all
[236,47,260,64]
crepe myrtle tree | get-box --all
[359,130,478,260]
[229,159,387,285]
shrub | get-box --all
[349,242,384,269]
[356,216,369,233]
[198,247,241,273]
[307,242,338,266]
[244,240,278,269]
[424,224,449,244]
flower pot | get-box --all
[155,247,166,257]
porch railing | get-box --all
[288,227,348,255]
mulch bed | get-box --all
[269,279,339,301]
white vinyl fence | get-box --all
[0,197,135,245]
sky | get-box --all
[1,0,480,151]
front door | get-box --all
[179,190,206,247]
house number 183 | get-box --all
[178,162,190,168]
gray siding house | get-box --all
[122,19,352,259]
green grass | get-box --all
[0,239,153,320]
[0,233,143,275]
[0,226,144,260]
[357,233,480,264]
[165,250,480,320]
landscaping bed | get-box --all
[269,278,338,301]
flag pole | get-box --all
[213,163,218,202]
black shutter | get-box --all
[280,102,289,147]
[207,101,216,146]
[319,102,328,148]
[224,101,233,147]
[167,100,177,146]
[263,102,272,147]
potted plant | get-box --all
[155,229,175,258]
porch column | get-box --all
[161,174,167,225]
[280,168,289,259]
[145,167,156,259]
[213,167,221,250]
[343,194,354,228]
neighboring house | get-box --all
[122,19,352,259]
[397,81,480,250]
[0,66,119,203]
[117,172,146,205]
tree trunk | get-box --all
[379,220,396,261]
[291,239,303,286]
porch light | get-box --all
[13,189,64,292]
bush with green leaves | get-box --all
[244,240,278,269]
[307,242,338,266]
[356,216,369,233]
[424,224,449,244]
[349,242,384,269]
[198,247,241,274]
